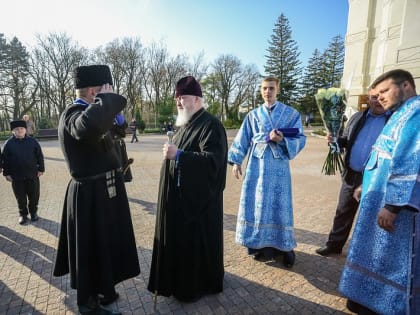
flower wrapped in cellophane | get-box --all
[315,87,347,175]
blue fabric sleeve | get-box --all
[115,112,125,126]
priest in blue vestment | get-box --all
[339,69,420,315]
[228,76,306,267]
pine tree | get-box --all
[0,36,31,119]
[322,35,344,88]
[298,49,325,115]
[264,13,302,106]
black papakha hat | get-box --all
[10,120,27,130]
[73,65,113,89]
[175,76,202,98]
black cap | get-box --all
[175,76,202,97]
[10,120,26,130]
[73,65,113,89]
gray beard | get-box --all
[175,110,193,127]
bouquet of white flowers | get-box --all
[315,87,347,175]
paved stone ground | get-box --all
[0,130,355,314]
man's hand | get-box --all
[269,129,284,143]
[377,208,397,232]
[163,143,178,160]
[6,175,12,182]
[99,83,114,94]
[232,164,242,179]
[38,171,44,177]
[327,133,333,144]
[353,185,362,202]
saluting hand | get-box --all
[99,83,115,94]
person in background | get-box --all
[228,76,306,267]
[148,76,227,303]
[129,118,139,143]
[161,121,169,133]
[304,113,311,127]
[339,69,420,314]
[22,114,36,136]
[2,120,44,225]
[53,65,140,315]
[316,89,390,256]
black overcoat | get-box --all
[53,93,140,303]
[148,109,227,301]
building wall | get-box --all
[342,0,420,110]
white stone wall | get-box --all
[342,0,420,110]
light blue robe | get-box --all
[228,102,306,251]
[339,96,420,314]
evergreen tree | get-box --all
[264,13,302,106]
[322,35,344,88]
[298,49,325,115]
[0,36,31,119]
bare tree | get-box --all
[31,32,85,124]
[233,64,261,114]
[95,39,126,95]
[210,54,242,121]
[119,37,146,117]
[187,51,208,81]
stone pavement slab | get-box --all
[0,131,354,314]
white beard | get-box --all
[175,109,193,127]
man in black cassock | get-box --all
[53,65,140,315]
[148,76,228,303]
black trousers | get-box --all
[326,169,362,250]
[130,131,138,143]
[11,178,40,216]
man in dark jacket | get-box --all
[2,120,44,225]
[53,65,140,315]
[316,91,390,256]
[129,118,139,143]
[148,76,227,303]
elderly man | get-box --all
[339,69,420,314]
[148,76,227,303]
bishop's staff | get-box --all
[153,130,174,310]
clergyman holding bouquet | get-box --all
[316,88,390,257]
[228,76,306,268]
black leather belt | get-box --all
[72,168,121,181]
